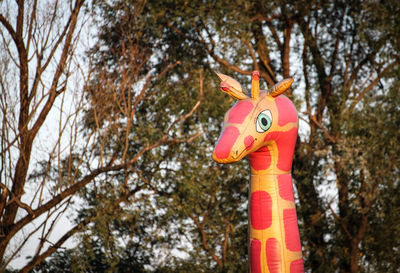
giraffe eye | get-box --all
[256,110,272,132]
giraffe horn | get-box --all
[268,78,294,97]
[251,71,260,100]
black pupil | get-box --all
[261,117,268,126]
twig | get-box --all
[329,205,351,239]
[305,111,337,143]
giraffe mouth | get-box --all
[234,135,259,161]
[232,143,252,162]
[213,146,247,163]
[214,136,257,163]
[234,149,247,160]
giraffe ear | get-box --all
[268,78,294,97]
[215,72,249,100]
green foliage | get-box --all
[35,0,400,272]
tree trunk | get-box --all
[350,239,360,273]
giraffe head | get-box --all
[213,71,298,170]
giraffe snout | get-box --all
[213,126,239,162]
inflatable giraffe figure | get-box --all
[213,71,304,273]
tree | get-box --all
[0,0,201,271]
[153,0,400,272]
[62,1,249,272]
[29,0,400,272]
[64,0,400,272]
[0,0,86,269]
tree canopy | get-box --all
[1,0,399,272]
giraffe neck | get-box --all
[248,148,304,273]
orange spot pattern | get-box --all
[251,239,262,273]
[250,191,272,230]
[266,238,282,273]
[264,128,297,172]
[283,209,302,252]
[228,100,254,124]
[275,96,298,126]
[278,174,295,202]
[245,135,255,151]
[249,146,271,171]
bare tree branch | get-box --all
[347,61,396,114]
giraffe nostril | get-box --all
[236,150,238,155]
